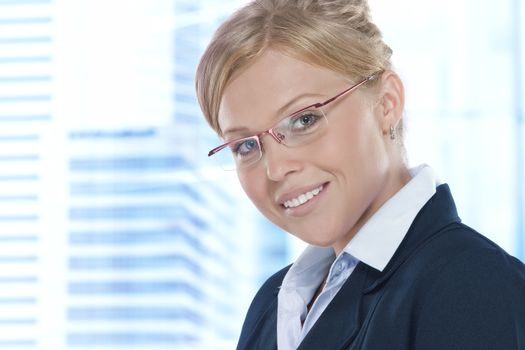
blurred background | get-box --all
[0,0,523,349]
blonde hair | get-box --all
[195,0,393,135]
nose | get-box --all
[261,134,302,182]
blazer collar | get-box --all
[363,183,461,293]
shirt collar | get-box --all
[344,164,439,271]
[281,245,334,292]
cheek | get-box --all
[237,171,256,199]
[237,170,270,213]
[323,112,389,186]
[321,115,371,164]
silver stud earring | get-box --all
[389,125,396,140]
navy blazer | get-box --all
[237,184,525,350]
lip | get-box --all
[276,182,329,216]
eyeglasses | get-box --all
[208,72,381,170]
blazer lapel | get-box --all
[297,262,370,350]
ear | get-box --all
[375,70,405,136]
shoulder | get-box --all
[421,224,525,292]
[417,222,525,276]
[406,222,525,298]
[409,224,525,348]
[385,221,525,309]
[238,264,292,343]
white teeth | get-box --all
[283,185,324,209]
[298,194,307,204]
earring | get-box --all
[389,125,396,140]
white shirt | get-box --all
[277,165,440,350]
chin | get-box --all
[293,232,338,248]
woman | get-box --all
[195,0,525,349]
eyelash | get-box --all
[290,111,322,130]
[232,138,258,155]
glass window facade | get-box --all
[0,0,522,349]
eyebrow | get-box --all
[221,126,250,138]
[221,92,324,138]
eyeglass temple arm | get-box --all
[314,72,381,109]
[208,143,228,157]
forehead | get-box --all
[218,50,343,136]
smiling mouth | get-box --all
[283,185,324,209]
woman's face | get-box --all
[218,50,406,254]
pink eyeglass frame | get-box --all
[208,71,382,158]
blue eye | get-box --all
[232,138,259,157]
[290,111,323,132]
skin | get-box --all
[218,49,411,256]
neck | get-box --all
[332,164,411,256]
